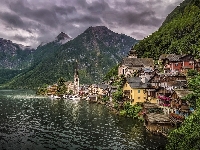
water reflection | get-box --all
[0,90,167,150]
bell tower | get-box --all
[74,60,79,95]
[128,47,137,58]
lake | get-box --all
[0,90,167,150]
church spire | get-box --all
[74,60,79,95]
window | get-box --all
[138,90,140,93]
[189,61,193,65]
[131,95,132,99]
[144,97,146,99]
[123,69,125,75]
[131,90,132,93]
[138,97,140,99]
[175,63,178,66]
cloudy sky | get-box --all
[0,0,183,48]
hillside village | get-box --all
[39,46,200,136]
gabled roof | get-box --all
[174,89,193,99]
[148,73,160,83]
[122,58,154,67]
[127,77,141,83]
[98,84,108,90]
[126,77,149,89]
[159,54,182,62]
[159,54,194,62]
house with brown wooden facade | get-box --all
[159,54,195,74]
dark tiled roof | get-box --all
[159,54,182,62]
[98,84,108,90]
[122,58,154,67]
[127,77,149,89]
[127,77,141,83]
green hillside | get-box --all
[6,26,137,89]
[134,0,200,59]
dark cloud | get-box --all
[87,0,110,14]
[0,0,184,48]
[13,34,28,41]
[9,1,59,28]
[0,12,24,28]
[53,5,76,15]
[118,10,163,27]
[70,15,102,24]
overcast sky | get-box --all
[0,0,183,48]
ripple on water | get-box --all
[0,90,167,150]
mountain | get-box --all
[6,26,137,89]
[0,38,34,69]
[134,0,200,59]
[0,38,35,85]
[55,32,73,44]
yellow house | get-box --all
[123,77,148,105]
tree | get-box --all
[187,69,198,77]
[166,106,200,150]
[166,74,200,150]
[112,88,123,102]
[56,77,67,95]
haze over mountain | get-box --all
[4,26,137,89]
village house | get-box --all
[88,84,98,95]
[64,81,74,94]
[123,77,150,105]
[97,84,110,98]
[170,89,193,117]
[144,113,173,135]
[118,48,154,77]
[79,84,90,97]
[159,54,195,74]
[148,72,187,111]
[47,84,58,96]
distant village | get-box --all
[44,47,199,136]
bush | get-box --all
[119,110,127,116]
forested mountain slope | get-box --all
[134,0,200,59]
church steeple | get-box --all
[128,47,137,58]
[74,60,79,95]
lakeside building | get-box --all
[159,54,195,74]
[123,77,151,105]
[118,48,154,77]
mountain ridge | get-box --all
[4,26,137,89]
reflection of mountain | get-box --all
[7,26,137,89]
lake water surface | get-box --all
[0,90,167,150]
